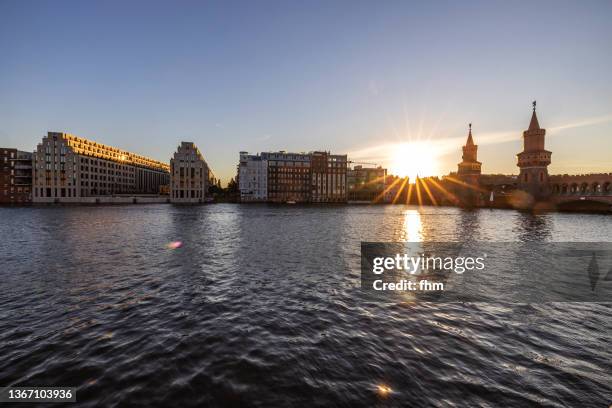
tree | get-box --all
[227,178,238,193]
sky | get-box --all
[1,0,611,184]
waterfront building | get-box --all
[517,102,551,201]
[32,132,170,203]
[238,152,268,202]
[263,151,311,203]
[347,165,387,202]
[170,142,211,203]
[310,151,347,203]
[237,150,347,203]
[0,148,33,204]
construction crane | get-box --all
[348,160,379,168]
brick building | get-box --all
[310,151,347,203]
[0,148,33,204]
[263,151,311,203]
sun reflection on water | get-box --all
[402,209,423,242]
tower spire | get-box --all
[456,121,481,204]
[529,100,540,131]
[466,123,474,146]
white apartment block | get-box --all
[170,142,211,203]
[33,132,170,203]
[238,152,268,201]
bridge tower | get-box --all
[456,123,482,206]
[457,123,482,184]
[517,101,552,201]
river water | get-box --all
[0,204,610,407]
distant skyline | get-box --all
[1,0,611,184]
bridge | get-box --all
[549,173,612,212]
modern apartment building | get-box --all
[0,148,33,204]
[310,151,347,203]
[238,152,268,202]
[347,165,387,202]
[32,132,170,203]
[170,142,211,203]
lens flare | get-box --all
[376,384,392,397]
[166,241,183,249]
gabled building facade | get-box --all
[170,142,211,203]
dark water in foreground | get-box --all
[0,204,611,407]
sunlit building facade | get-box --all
[170,142,211,203]
[32,132,170,202]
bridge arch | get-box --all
[592,182,602,194]
[570,183,578,194]
[580,182,589,194]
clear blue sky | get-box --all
[1,0,611,183]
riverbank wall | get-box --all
[31,196,170,205]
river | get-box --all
[0,204,610,406]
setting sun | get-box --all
[389,142,439,180]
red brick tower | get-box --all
[457,123,482,185]
[517,101,552,200]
